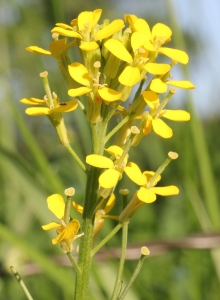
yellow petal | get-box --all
[124,165,147,185]
[98,87,121,102]
[52,100,78,113]
[131,32,148,51]
[52,231,65,244]
[150,78,167,93]
[137,187,157,203]
[92,9,103,26]
[68,62,92,86]
[166,80,195,89]
[152,118,173,138]
[47,194,65,219]
[41,222,60,231]
[144,63,171,75]
[152,23,172,41]
[79,41,99,51]
[104,39,133,63]
[99,169,121,188]
[104,194,116,214]
[25,46,51,56]
[143,40,156,51]
[95,19,125,40]
[119,66,140,86]
[52,219,80,244]
[124,14,138,27]
[159,47,189,64]
[25,107,50,116]
[55,23,73,30]
[20,97,45,105]
[105,145,124,157]
[86,154,114,168]
[78,9,102,32]
[133,18,151,40]
[70,19,77,27]
[151,185,179,196]
[68,87,92,97]
[49,38,68,57]
[71,201,83,214]
[143,115,153,135]
[63,219,80,239]
[142,91,159,109]
[51,27,82,39]
[162,110,190,121]
[126,162,142,173]
[143,171,161,183]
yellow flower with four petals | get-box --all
[86,145,146,189]
[42,194,82,252]
[142,90,190,138]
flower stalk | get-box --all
[111,222,129,300]
[117,247,150,300]
[10,266,34,300]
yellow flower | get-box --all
[51,9,125,52]
[126,16,189,64]
[86,145,146,188]
[42,194,82,252]
[67,62,121,102]
[142,90,190,138]
[20,96,78,117]
[25,38,75,59]
[136,171,179,203]
[119,170,178,222]
[104,39,141,87]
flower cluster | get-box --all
[21,9,195,251]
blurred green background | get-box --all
[0,0,220,299]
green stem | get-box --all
[10,266,34,300]
[148,153,175,188]
[65,144,87,173]
[111,222,129,300]
[117,135,133,166]
[74,166,100,299]
[133,79,145,101]
[64,196,72,225]
[74,214,95,299]
[91,223,123,257]
[103,101,122,126]
[152,89,175,118]
[104,114,131,144]
[63,193,81,274]
[40,72,54,108]
[66,252,81,274]
[74,122,107,300]
[117,252,147,300]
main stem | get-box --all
[74,121,107,300]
